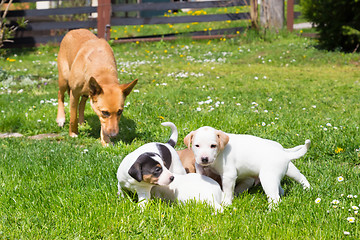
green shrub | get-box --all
[301,0,360,52]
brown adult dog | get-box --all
[56,29,137,146]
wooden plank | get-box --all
[287,0,294,32]
[294,12,301,19]
[112,0,248,12]
[19,20,97,31]
[4,7,97,18]
[4,35,64,48]
[12,0,71,2]
[115,26,244,40]
[111,13,250,26]
[98,0,111,40]
[114,34,239,43]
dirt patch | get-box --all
[0,133,24,138]
[0,133,62,140]
[28,133,62,140]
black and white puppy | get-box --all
[117,122,186,208]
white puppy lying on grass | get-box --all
[152,173,224,213]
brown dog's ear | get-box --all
[184,131,195,149]
[120,79,138,97]
[89,77,103,96]
[128,162,142,182]
[216,130,229,151]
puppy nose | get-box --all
[201,157,209,164]
[169,176,174,182]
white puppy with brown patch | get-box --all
[117,122,186,209]
[152,173,224,213]
[184,126,311,209]
[170,173,224,212]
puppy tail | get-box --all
[161,122,178,148]
[286,139,311,161]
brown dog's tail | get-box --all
[161,122,178,148]
[286,139,311,161]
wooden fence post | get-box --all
[287,0,294,32]
[250,0,258,29]
[97,0,111,40]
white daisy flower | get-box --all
[337,176,344,182]
[315,198,321,203]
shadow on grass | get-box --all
[235,177,298,198]
[84,114,143,145]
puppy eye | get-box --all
[195,145,200,148]
[117,109,123,116]
[210,144,217,149]
[101,111,110,117]
[154,167,162,173]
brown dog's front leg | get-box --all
[78,95,88,125]
[69,91,79,137]
[56,89,66,127]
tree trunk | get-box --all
[260,0,284,30]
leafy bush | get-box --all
[0,0,27,50]
[301,0,360,52]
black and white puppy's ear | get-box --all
[156,144,172,170]
[128,162,142,182]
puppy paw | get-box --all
[214,205,224,214]
[56,118,65,127]
[138,201,147,211]
[221,197,233,207]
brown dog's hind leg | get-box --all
[78,95,88,125]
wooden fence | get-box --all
[2,0,300,47]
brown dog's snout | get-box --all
[108,129,119,137]
[102,121,119,138]
[103,128,119,138]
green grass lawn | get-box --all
[0,31,360,239]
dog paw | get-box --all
[221,197,233,207]
[69,132,78,138]
[56,118,65,127]
[101,140,113,147]
[138,201,147,211]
